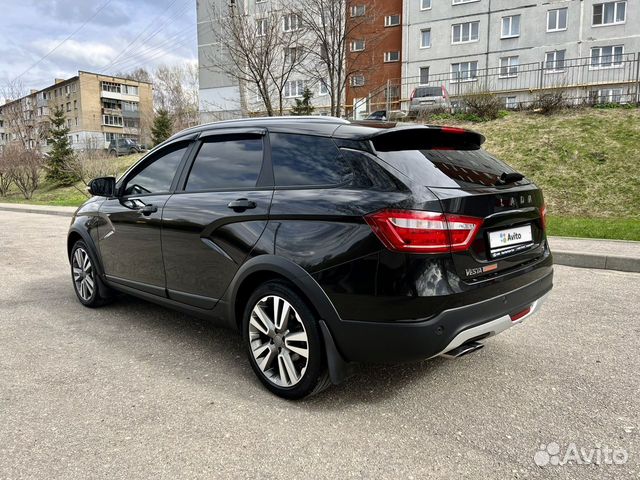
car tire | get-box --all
[243,280,331,399]
[109,150,117,157]
[70,240,111,308]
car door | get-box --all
[161,129,273,309]
[98,139,194,296]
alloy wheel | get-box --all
[248,295,309,387]
[72,247,95,301]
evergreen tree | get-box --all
[291,87,315,116]
[151,109,173,146]
[46,106,77,185]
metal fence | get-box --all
[350,52,640,118]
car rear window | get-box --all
[377,149,528,188]
[414,87,442,97]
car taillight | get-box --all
[364,209,483,254]
[540,204,547,231]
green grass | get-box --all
[2,153,142,207]
[547,216,640,241]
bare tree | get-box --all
[61,139,120,198]
[10,148,43,200]
[298,0,381,117]
[153,63,200,131]
[0,150,14,197]
[0,80,49,152]
[204,2,306,116]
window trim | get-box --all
[451,21,480,44]
[501,15,520,39]
[547,7,568,32]
[384,51,401,63]
[544,49,566,74]
[589,45,624,70]
[420,28,431,49]
[420,0,432,10]
[592,1,626,26]
[498,56,519,78]
[384,14,401,27]
[450,61,479,82]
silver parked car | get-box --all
[408,85,451,117]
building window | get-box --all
[547,8,568,32]
[593,1,626,26]
[590,88,623,104]
[284,47,298,63]
[75,135,80,143]
[421,0,432,10]
[350,74,365,87]
[451,61,478,81]
[66,102,71,112]
[350,39,365,52]
[499,56,519,77]
[123,85,139,96]
[590,45,624,68]
[75,117,79,126]
[123,101,139,112]
[284,80,306,98]
[257,18,267,36]
[384,14,401,27]
[73,100,77,109]
[419,67,430,85]
[102,81,121,93]
[66,119,71,128]
[505,96,518,109]
[544,50,566,72]
[452,21,479,44]
[283,13,301,31]
[501,15,520,38]
[384,51,400,62]
[102,115,123,126]
[350,5,366,17]
[318,80,329,96]
[452,0,480,4]
[420,29,431,48]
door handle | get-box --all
[140,204,158,216]
[228,198,257,211]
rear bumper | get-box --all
[328,268,553,363]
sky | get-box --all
[0,0,197,93]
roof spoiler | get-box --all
[366,126,486,152]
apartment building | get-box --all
[346,0,404,118]
[401,0,639,107]
[0,71,153,152]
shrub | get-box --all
[532,90,566,115]
[459,91,503,120]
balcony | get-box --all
[102,107,123,116]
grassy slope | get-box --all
[428,108,640,240]
[2,110,639,239]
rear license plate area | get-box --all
[488,224,534,259]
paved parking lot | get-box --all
[1,210,638,479]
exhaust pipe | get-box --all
[441,341,484,359]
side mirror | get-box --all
[88,177,116,197]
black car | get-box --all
[68,117,553,399]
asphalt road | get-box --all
[1,210,639,479]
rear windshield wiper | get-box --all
[496,172,524,186]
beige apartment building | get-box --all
[0,71,153,152]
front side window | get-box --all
[501,15,520,38]
[270,133,351,187]
[185,136,263,191]
[590,45,624,68]
[123,144,189,196]
[547,8,568,32]
[593,1,626,25]
[452,21,479,43]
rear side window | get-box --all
[377,149,526,188]
[186,136,264,191]
[270,133,352,187]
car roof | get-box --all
[164,116,483,145]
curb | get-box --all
[1,204,638,273]
[0,205,74,217]
[551,251,640,273]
